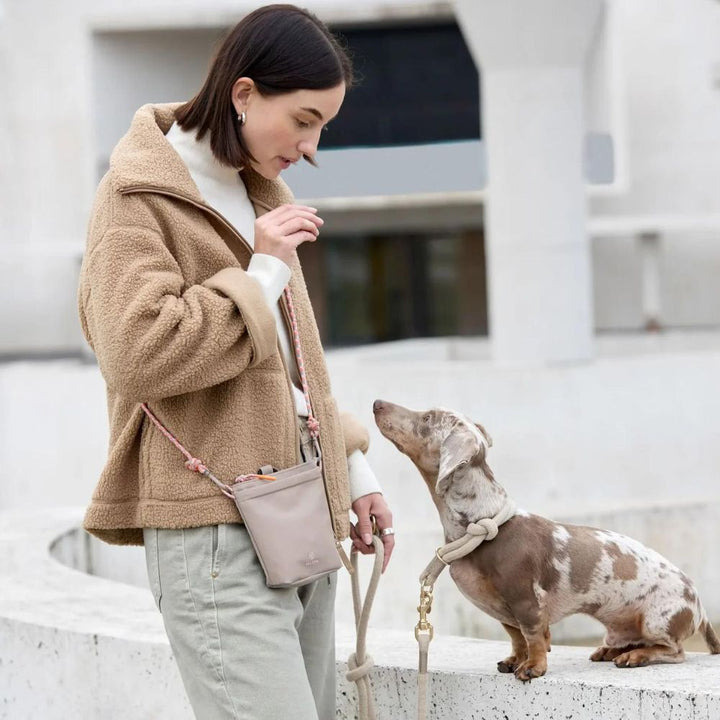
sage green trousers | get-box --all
[144,523,337,719]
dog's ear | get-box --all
[437,426,482,495]
[475,423,492,447]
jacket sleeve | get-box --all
[339,412,370,456]
[79,225,278,401]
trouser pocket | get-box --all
[210,524,225,579]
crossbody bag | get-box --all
[141,285,344,588]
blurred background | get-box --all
[2,0,720,704]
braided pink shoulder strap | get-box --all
[283,285,319,439]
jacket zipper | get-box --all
[120,185,256,255]
[121,184,347,550]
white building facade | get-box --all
[2,0,720,358]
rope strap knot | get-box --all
[345,652,374,683]
[306,416,320,437]
[466,517,499,541]
[184,457,207,474]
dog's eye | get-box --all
[423,414,431,423]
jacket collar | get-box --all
[110,103,294,210]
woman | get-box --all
[78,5,394,718]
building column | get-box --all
[454,0,603,366]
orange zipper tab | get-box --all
[235,473,277,484]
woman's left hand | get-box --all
[350,493,395,573]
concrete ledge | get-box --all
[336,632,720,720]
[1,508,719,720]
[0,509,188,718]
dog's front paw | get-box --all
[513,661,547,682]
[497,656,519,673]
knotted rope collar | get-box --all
[419,499,517,587]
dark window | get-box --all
[324,22,481,148]
[299,231,488,346]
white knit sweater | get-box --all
[166,122,381,501]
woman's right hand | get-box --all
[253,204,324,265]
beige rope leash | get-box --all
[415,501,516,720]
[347,534,384,720]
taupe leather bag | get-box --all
[140,286,344,588]
[231,458,341,587]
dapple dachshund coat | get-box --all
[373,399,720,682]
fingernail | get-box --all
[363,533,372,545]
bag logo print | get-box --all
[305,551,320,567]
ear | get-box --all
[231,77,255,116]
[475,423,493,448]
[437,425,482,495]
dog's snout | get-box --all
[373,399,387,414]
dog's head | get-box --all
[372,399,493,496]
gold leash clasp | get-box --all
[415,581,435,642]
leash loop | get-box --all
[347,534,384,720]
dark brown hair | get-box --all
[175,4,353,168]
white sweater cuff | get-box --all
[347,449,383,502]
[246,253,291,308]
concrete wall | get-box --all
[92,28,220,176]
[2,509,719,720]
[589,0,720,330]
[591,0,720,218]
[0,0,93,354]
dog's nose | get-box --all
[373,399,386,414]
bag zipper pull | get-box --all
[233,473,277,484]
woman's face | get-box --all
[232,79,346,179]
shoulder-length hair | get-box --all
[175,4,353,168]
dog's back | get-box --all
[451,512,710,648]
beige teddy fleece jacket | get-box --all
[78,103,365,545]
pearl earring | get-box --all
[238,111,246,126]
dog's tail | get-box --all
[699,619,720,654]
